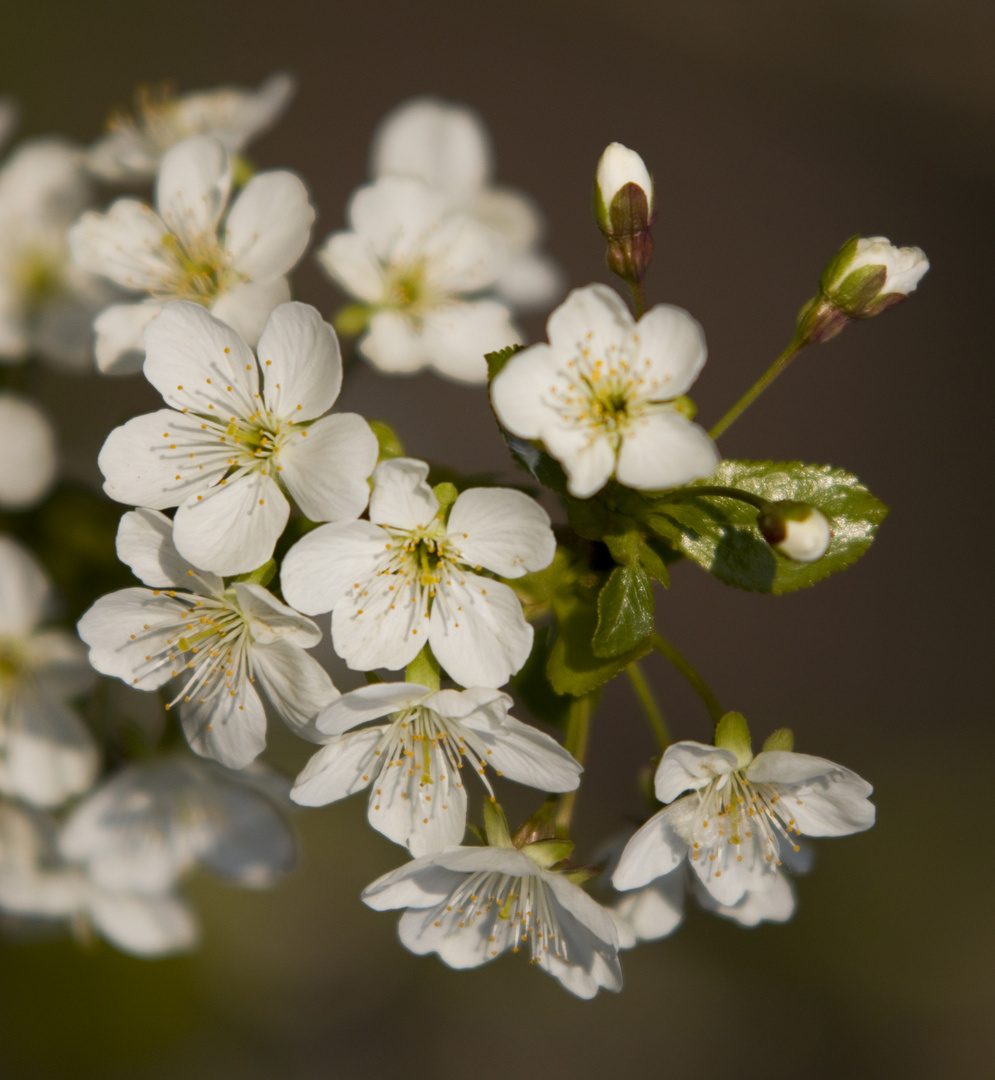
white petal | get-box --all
[398,902,498,968]
[87,889,199,957]
[115,507,223,593]
[279,520,387,616]
[460,703,580,792]
[155,136,231,248]
[489,342,566,439]
[173,73,297,153]
[316,232,383,303]
[331,573,425,674]
[359,310,427,373]
[92,302,161,375]
[0,394,58,509]
[226,170,313,280]
[256,302,342,420]
[290,727,384,806]
[316,682,431,736]
[250,639,338,740]
[180,676,267,769]
[546,283,632,355]
[430,575,532,687]
[614,871,685,942]
[0,693,100,808]
[543,423,617,499]
[142,301,259,415]
[612,803,691,890]
[25,630,96,701]
[543,871,622,949]
[419,300,519,385]
[447,487,554,578]
[172,471,289,577]
[209,276,290,348]
[361,854,464,910]
[697,873,796,927]
[231,583,322,646]
[371,97,491,204]
[655,742,738,803]
[747,750,876,837]
[472,188,541,251]
[278,414,377,523]
[615,413,719,492]
[369,457,438,529]
[494,250,564,312]
[98,408,229,510]
[0,534,51,635]
[68,201,173,291]
[635,304,708,399]
[347,176,446,260]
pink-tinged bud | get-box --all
[758,501,831,563]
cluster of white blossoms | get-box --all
[0,78,908,1000]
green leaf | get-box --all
[485,343,523,380]
[593,565,654,658]
[644,460,888,594]
[547,582,652,696]
[604,525,672,586]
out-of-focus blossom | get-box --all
[70,136,313,374]
[281,457,555,687]
[60,754,296,892]
[97,302,376,575]
[0,799,198,957]
[0,392,58,509]
[363,843,622,999]
[318,175,519,383]
[78,508,338,769]
[371,96,563,312]
[0,140,111,370]
[0,535,98,808]
[87,73,296,183]
[491,284,719,497]
[292,681,580,855]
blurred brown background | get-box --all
[2,1,992,1076]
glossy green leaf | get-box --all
[644,460,888,594]
[593,564,654,658]
[547,582,652,696]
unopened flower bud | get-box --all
[714,712,753,768]
[594,143,655,287]
[758,501,831,563]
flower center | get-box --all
[14,248,65,307]
[376,705,492,792]
[0,640,26,685]
[160,233,235,303]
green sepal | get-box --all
[714,712,753,768]
[483,799,513,848]
[520,838,574,869]
[818,234,860,293]
[334,303,370,337]
[644,460,888,594]
[229,559,276,588]
[485,343,524,381]
[510,626,572,729]
[465,824,485,845]
[564,866,600,886]
[511,797,558,846]
[432,482,459,512]
[833,264,888,315]
[593,564,654,658]
[405,646,441,692]
[762,727,795,752]
[230,154,256,188]
[368,419,405,462]
[547,581,653,696]
[364,671,385,685]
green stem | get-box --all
[651,632,724,727]
[655,485,768,513]
[553,694,593,837]
[629,279,646,319]
[626,660,670,750]
[709,338,808,440]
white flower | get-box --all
[77,508,339,769]
[363,844,622,998]
[292,681,580,856]
[613,739,874,907]
[0,535,99,808]
[87,73,296,183]
[371,96,563,312]
[0,799,197,957]
[0,139,112,369]
[60,754,295,893]
[97,301,377,576]
[317,175,521,383]
[0,393,58,509]
[595,142,653,221]
[281,457,555,687]
[841,236,929,298]
[69,134,314,374]
[491,284,720,498]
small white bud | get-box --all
[843,236,929,298]
[758,501,831,563]
[596,142,653,215]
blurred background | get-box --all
[1,0,992,1076]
